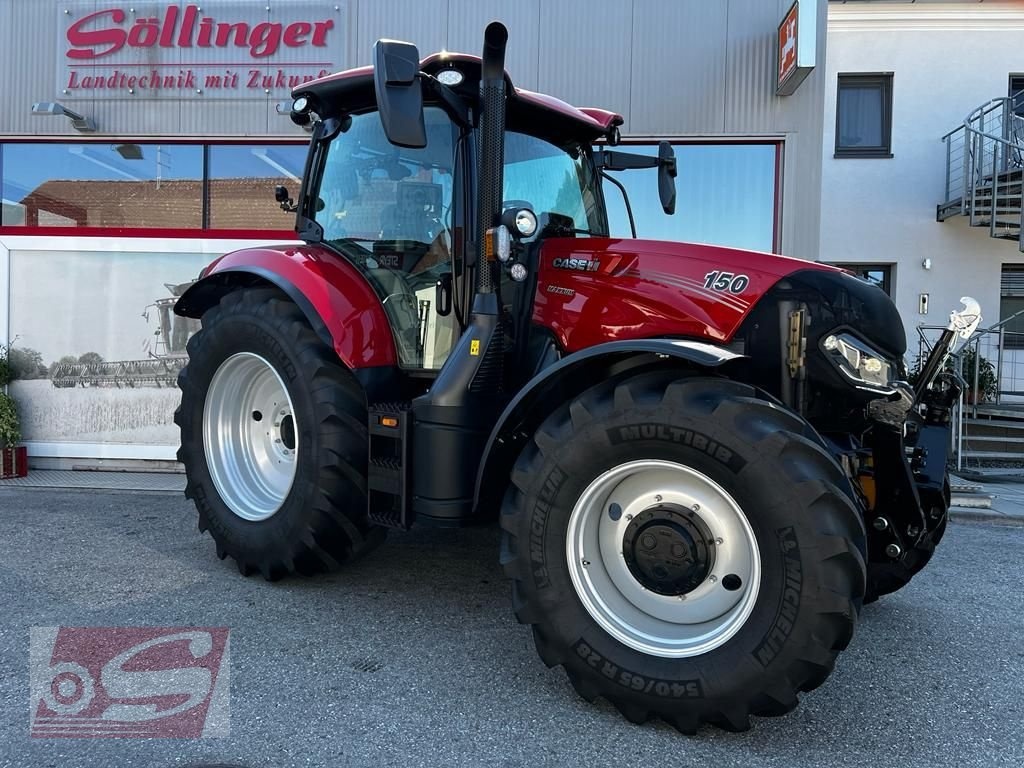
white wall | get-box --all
[821,2,1024,359]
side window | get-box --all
[316,109,457,370]
[503,133,602,234]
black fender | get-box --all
[472,339,744,517]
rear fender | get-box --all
[473,339,743,517]
[174,244,397,370]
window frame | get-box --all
[831,263,893,296]
[834,72,894,159]
[0,137,307,238]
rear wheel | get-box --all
[500,373,866,732]
[175,288,384,579]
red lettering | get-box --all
[66,8,127,59]
[283,21,311,47]
[214,21,248,48]
[311,20,334,47]
[65,5,333,62]
[159,5,179,47]
[249,22,282,57]
[127,17,160,48]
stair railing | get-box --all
[916,309,1024,470]
[940,96,1024,250]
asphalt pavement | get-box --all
[0,486,1022,768]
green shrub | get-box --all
[0,393,20,448]
[0,344,11,387]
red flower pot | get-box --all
[0,446,27,478]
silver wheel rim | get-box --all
[203,352,298,521]
[566,460,760,658]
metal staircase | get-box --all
[938,95,1024,252]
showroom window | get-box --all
[207,144,308,230]
[1,143,203,228]
[835,73,894,158]
[0,141,306,233]
[833,263,893,296]
[602,142,779,253]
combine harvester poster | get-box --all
[8,249,208,448]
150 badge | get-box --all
[703,270,750,294]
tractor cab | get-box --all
[281,49,672,377]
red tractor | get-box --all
[174,24,980,732]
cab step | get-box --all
[367,402,414,530]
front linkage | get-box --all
[864,298,981,599]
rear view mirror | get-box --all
[372,39,426,149]
[658,141,677,215]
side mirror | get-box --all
[372,39,426,149]
[658,141,677,215]
[275,184,296,213]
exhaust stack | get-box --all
[474,21,509,294]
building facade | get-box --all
[0,0,829,464]
[821,0,1024,397]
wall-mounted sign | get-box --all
[776,1,816,97]
[58,2,345,100]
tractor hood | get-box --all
[532,237,905,359]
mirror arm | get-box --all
[421,74,471,129]
[594,148,660,172]
[600,170,637,239]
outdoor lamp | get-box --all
[30,102,97,133]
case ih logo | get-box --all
[66,5,335,60]
[552,257,601,272]
[59,2,343,100]
[30,627,229,738]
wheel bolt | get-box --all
[716,537,724,545]
[654,494,663,502]
[885,543,902,559]
[692,504,700,512]
[582,559,590,567]
[709,574,717,582]
[873,517,889,531]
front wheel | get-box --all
[500,373,866,733]
[175,288,384,579]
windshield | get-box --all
[313,108,459,370]
[503,132,606,235]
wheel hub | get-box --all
[566,460,761,658]
[622,506,715,596]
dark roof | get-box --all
[293,52,623,144]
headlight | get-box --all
[822,333,896,393]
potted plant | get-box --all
[956,345,998,404]
[0,343,27,479]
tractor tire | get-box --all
[864,475,950,603]
[175,287,384,580]
[500,373,866,733]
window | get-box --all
[1010,75,1024,118]
[503,133,605,235]
[315,108,458,370]
[602,143,778,252]
[1000,265,1024,350]
[835,73,893,158]
[207,145,307,229]
[0,140,307,232]
[833,263,892,296]
[1,143,203,228]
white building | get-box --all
[821,0,1023,406]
